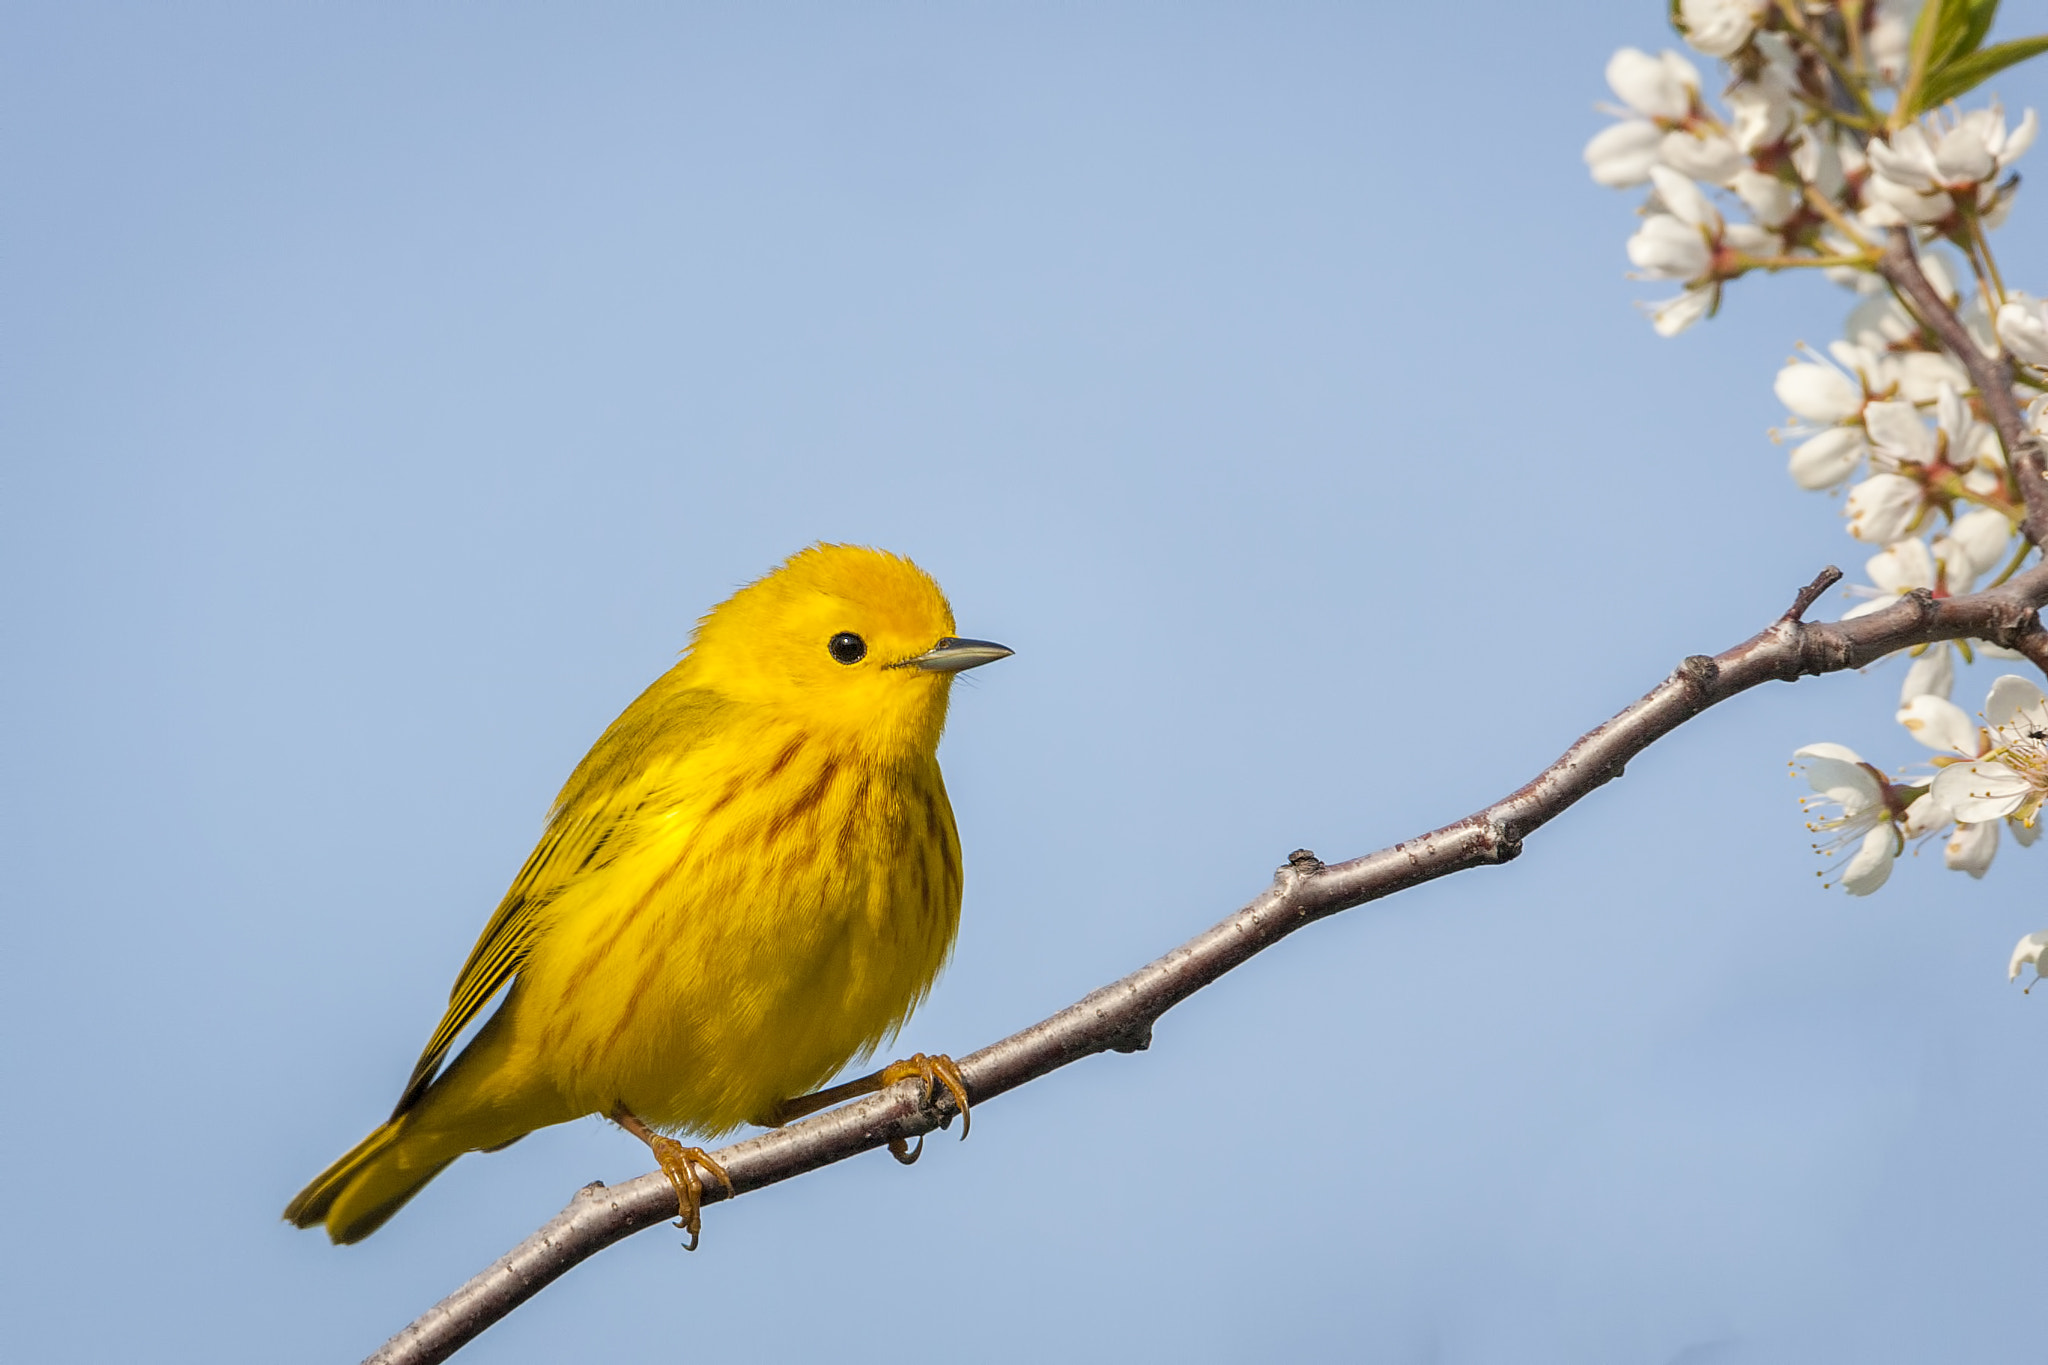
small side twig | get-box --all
[1783,565,1844,623]
[364,562,2048,1365]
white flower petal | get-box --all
[1931,759,2033,822]
[1648,164,1719,229]
[2009,929,2048,982]
[1788,426,1867,489]
[1996,296,2048,368]
[1904,780,1952,837]
[1775,360,1864,422]
[1944,819,1999,877]
[1865,537,1935,593]
[1864,172,1953,223]
[1729,167,1797,226]
[2001,108,2038,168]
[1840,823,1898,894]
[1726,80,1793,152]
[1900,646,1954,703]
[1898,694,1982,755]
[1649,285,1716,336]
[1607,48,1695,121]
[1796,744,1884,811]
[1864,400,1936,463]
[1846,473,1923,544]
[1932,122,1996,184]
[1585,120,1666,187]
[1868,132,1936,190]
[1984,674,2048,729]
[1895,352,1971,404]
[1721,223,1780,257]
[1628,214,1711,279]
[1947,508,2015,582]
[1660,127,1748,183]
[1679,0,1764,57]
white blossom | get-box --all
[1862,383,1977,473]
[1678,0,1765,57]
[1628,213,1712,279]
[1627,167,1776,333]
[1996,293,2048,367]
[1943,507,2017,588]
[1899,645,1954,703]
[1864,399,1935,468]
[1585,51,1718,189]
[1585,120,1666,187]
[1606,48,1701,121]
[2009,930,2048,987]
[1898,692,1984,756]
[1788,425,1868,489]
[1865,105,2038,225]
[1795,742,1904,894]
[1894,352,1972,403]
[1944,818,2000,876]
[1864,170,1957,225]
[1726,78,1793,153]
[1866,0,1921,85]
[1660,126,1748,183]
[1896,691,2017,878]
[1846,473,1924,543]
[1845,291,1919,350]
[1775,354,1864,423]
[1930,676,2048,827]
[1649,286,1718,336]
[1730,168,1798,227]
[1790,124,1849,201]
[1862,537,1936,603]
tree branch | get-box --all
[1879,229,2048,548]
[364,563,2048,1365]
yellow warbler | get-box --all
[285,544,1010,1245]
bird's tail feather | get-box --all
[283,1117,460,1245]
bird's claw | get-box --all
[646,1136,733,1251]
[876,1052,971,1141]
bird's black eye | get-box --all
[828,632,867,665]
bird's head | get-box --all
[685,544,1011,756]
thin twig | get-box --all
[364,563,2048,1365]
[1879,229,2048,549]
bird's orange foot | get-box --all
[612,1105,733,1251]
[649,1137,733,1249]
[875,1052,970,1165]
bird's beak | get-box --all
[898,636,1014,674]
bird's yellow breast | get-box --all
[491,712,963,1136]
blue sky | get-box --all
[6,4,2048,1362]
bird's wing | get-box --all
[390,677,730,1117]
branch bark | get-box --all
[1879,228,2048,549]
[364,563,2048,1365]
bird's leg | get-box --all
[765,1053,970,1166]
[611,1105,733,1251]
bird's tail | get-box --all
[283,1116,462,1245]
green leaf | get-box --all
[1919,33,2048,109]
[1899,0,1954,118]
[1930,0,1977,68]
[1955,0,2002,62]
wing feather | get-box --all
[390,675,730,1116]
